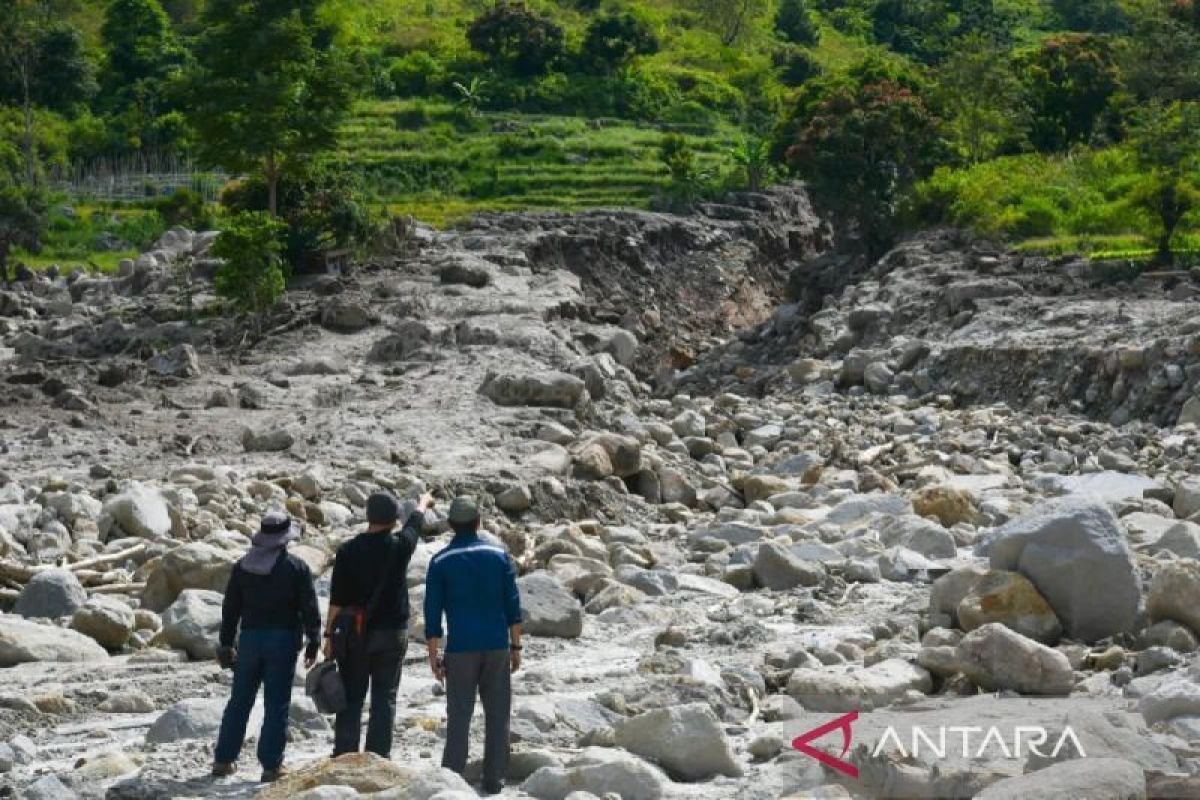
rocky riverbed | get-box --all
[2,189,1200,799]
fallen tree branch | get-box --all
[89,582,146,596]
[0,543,148,586]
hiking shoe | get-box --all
[481,779,504,795]
[211,762,235,778]
[260,766,288,783]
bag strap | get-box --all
[362,530,402,625]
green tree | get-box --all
[935,33,1027,162]
[100,0,190,151]
[187,0,359,216]
[1123,11,1200,105]
[775,0,819,46]
[0,21,95,114]
[1020,33,1121,151]
[1127,101,1200,266]
[101,0,183,91]
[452,77,488,117]
[0,0,46,187]
[731,136,774,191]
[872,0,958,64]
[211,211,288,314]
[221,165,375,267]
[0,182,47,283]
[785,79,944,257]
[580,12,659,74]
[659,133,709,208]
[466,2,565,77]
[694,0,771,47]
[1051,0,1128,32]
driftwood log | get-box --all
[0,543,148,588]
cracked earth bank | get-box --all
[2,188,1200,799]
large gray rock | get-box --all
[241,427,296,452]
[367,320,433,362]
[14,569,87,619]
[981,498,1140,642]
[99,484,171,540]
[147,344,200,378]
[787,659,932,712]
[141,542,238,612]
[1137,677,1200,725]
[522,750,666,800]
[518,573,583,638]
[145,698,235,744]
[22,774,77,800]
[753,542,824,590]
[928,564,990,627]
[879,515,957,559]
[1147,559,1200,634]
[1174,478,1200,519]
[480,371,586,408]
[320,299,376,332]
[973,757,1145,800]
[956,623,1073,696]
[1151,522,1200,559]
[157,589,223,659]
[70,595,135,650]
[613,703,743,781]
[0,616,108,665]
[826,494,911,526]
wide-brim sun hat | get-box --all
[258,510,303,541]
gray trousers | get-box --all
[442,649,511,785]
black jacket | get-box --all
[329,512,424,629]
[220,552,321,657]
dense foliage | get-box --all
[2,0,1200,269]
[210,210,287,314]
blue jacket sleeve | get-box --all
[503,554,522,626]
[424,559,445,640]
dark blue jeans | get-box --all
[214,628,300,770]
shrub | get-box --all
[390,51,446,96]
[154,187,213,229]
[579,12,660,74]
[658,133,712,209]
[210,211,287,315]
[786,79,945,256]
[1020,33,1122,152]
[774,45,822,87]
[1009,196,1060,237]
[221,166,375,268]
[466,2,565,77]
[775,0,819,46]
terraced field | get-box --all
[334,100,742,225]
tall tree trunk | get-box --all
[19,60,35,188]
[266,153,279,217]
[1158,183,1179,267]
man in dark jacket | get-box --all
[324,491,433,758]
[424,496,522,795]
[213,511,320,783]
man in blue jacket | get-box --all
[424,496,522,795]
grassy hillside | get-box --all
[337,100,740,224]
[6,0,1198,273]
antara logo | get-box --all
[792,713,1088,779]
[792,711,860,778]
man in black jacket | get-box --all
[324,491,433,758]
[213,511,320,783]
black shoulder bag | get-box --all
[330,535,401,665]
